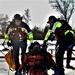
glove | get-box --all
[15,69,22,75]
[53,69,59,75]
[42,41,47,49]
[42,41,47,52]
[15,71,21,75]
[42,41,46,47]
[29,43,34,49]
[7,42,12,46]
[2,42,5,46]
[17,72,21,75]
[50,35,55,41]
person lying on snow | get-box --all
[15,41,59,75]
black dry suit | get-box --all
[4,21,34,70]
[44,20,75,75]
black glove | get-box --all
[51,36,55,41]
[2,40,6,46]
[7,42,12,46]
[42,41,46,47]
[29,43,34,49]
[15,71,21,75]
[2,41,12,46]
[42,41,47,52]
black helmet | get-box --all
[14,14,22,21]
[29,41,41,54]
[47,15,57,23]
[33,41,40,50]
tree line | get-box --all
[0,0,75,39]
[0,13,49,40]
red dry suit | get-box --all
[20,51,57,75]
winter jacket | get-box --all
[44,20,74,41]
[4,21,34,44]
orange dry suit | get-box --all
[19,51,57,75]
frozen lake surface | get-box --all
[0,39,75,75]
[0,58,75,75]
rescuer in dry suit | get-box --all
[16,41,59,75]
[43,16,75,75]
[4,14,34,74]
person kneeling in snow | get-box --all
[16,41,59,75]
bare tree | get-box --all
[49,0,75,22]
[0,14,9,35]
[32,26,44,40]
[23,9,31,25]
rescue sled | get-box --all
[5,51,16,70]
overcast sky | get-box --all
[0,0,74,29]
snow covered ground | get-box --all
[0,57,75,75]
[0,39,75,75]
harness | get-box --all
[9,27,27,42]
[27,54,44,68]
[24,53,49,75]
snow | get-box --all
[0,39,75,75]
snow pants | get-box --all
[12,41,27,70]
[55,32,74,75]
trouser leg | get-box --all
[67,48,72,66]
[56,47,65,75]
[13,44,20,70]
[20,42,27,73]
[20,42,27,63]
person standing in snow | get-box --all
[4,14,34,75]
[43,15,75,75]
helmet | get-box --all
[47,15,57,23]
[29,41,41,54]
[33,41,40,51]
[14,14,22,21]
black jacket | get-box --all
[6,21,31,43]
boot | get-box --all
[15,71,21,75]
[66,65,75,70]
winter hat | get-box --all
[14,14,22,21]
